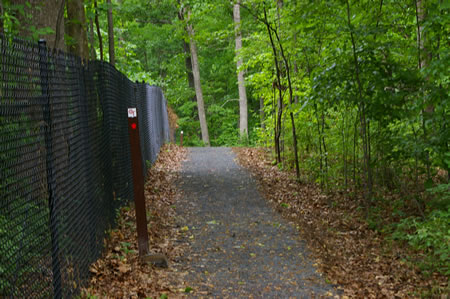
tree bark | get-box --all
[346,0,372,207]
[269,6,301,180]
[233,0,248,139]
[107,0,115,66]
[177,7,197,103]
[0,2,4,34]
[415,0,433,179]
[346,0,372,209]
[293,32,299,104]
[94,0,103,61]
[89,17,96,60]
[10,0,66,50]
[186,10,210,146]
[260,97,265,129]
[263,7,282,164]
[183,40,197,102]
[66,0,89,59]
[415,0,428,70]
[54,0,66,50]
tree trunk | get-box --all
[415,0,429,70]
[107,0,115,66]
[293,32,299,104]
[186,10,210,146]
[183,40,197,103]
[260,97,265,129]
[94,0,103,61]
[271,9,301,181]
[66,0,89,59]
[415,0,433,180]
[177,8,197,104]
[233,0,248,139]
[263,7,283,163]
[346,0,372,208]
[0,2,4,34]
[10,0,66,50]
[54,0,66,50]
[89,17,96,60]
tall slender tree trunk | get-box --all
[271,12,301,181]
[186,10,210,146]
[260,97,265,129]
[106,0,115,66]
[315,102,323,187]
[89,17,96,60]
[0,2,4,34]
[415,0,433,179]
[263,7,282,163]
[94,0,103,61]
[66,0,89,59]
[293,33,299,104]
[415,0,428,70]
[183,40,197,104]
[177,8,197,104]
[353,114,359,190]
[342,110,348,190]
[346,0,372,208]
[233,0,248,139]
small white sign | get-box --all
[128,108,137,118]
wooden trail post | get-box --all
[127,107,149,256]
[127,107,168,267]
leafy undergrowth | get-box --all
[233,147,449,298]
[82,144,188,298]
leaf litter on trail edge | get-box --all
[81,144,191,298]
[232,147,449,298]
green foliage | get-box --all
[233,0,449,277]
[88,0,260,146]
[394,208,450,276]
[427,183,450,211]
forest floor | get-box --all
[83,145,448,298]
[233,147,448,298]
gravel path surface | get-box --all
[176,147,335,298]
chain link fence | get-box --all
[0,36,170,298]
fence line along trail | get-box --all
[0,35,170,298]
[175,147,336,297]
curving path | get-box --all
[176,147,335,298]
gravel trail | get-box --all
[176,147,334,298]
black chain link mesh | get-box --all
[0,36,170,298]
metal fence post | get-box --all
[127,107,149,256]
[38,39,62,299]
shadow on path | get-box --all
[176,147,334,297]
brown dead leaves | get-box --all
[233,147,448,298]
[82,144,188,298]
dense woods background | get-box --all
[1,0,448,293]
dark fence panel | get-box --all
[0,36,169,298]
